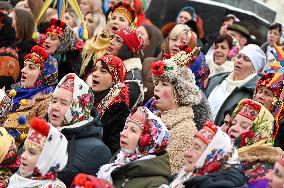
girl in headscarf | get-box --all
[8,117,68,188]
[4,45,57,143]
[162,121,245,188]
[47,73,111,187]
[0,128,20,188]
[223,99,283,188]
[91,55,130,154]
[97,106,170,187]
[265,153,284,188]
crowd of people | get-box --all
[1,0,284,187]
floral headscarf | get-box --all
[168,122,239,188]
[8,118,68,188]
[49,73,94,130]
[95,55,129,116]
[97,106,170,183]
[230,99,274,148]
[11,46,58,110]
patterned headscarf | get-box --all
[0,89,12,126]
[114,27,144,54]
[49,73,94,130]
[151,47,202,106]
[230,99,274,148]
[11,46,58,110]
[8,118,68,187]
[95,55,129,116]
[97,106,170,183]
[168,122,239,187]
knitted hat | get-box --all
[238,44,266,72]
[194,121,218,145]
[231,99,274,147]
[98,55,127,84]
[0,89,12,126]
[109,1,137,26]
[114,27,143,54]
[25,118,50,152]
[61,74,75,93]
[46,18,66,38]
[24,45,49,69]
[151,47,202,106]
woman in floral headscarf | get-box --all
[4,45,57,143]
[0,127,20,188]
[8,117,68,188]
[48,73,111,187]
[97,106,170,187]
[223,99,283,188]
[162,121,245,188]
[91,55,130,154]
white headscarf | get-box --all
[8,124,68,188]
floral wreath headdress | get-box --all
[24,45,49,69]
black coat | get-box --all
[58,112,112,187]
[179,168,248,188]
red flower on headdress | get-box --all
[151,61,166,75]
[139,134,151,148]
[240,129,256,147]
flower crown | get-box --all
[24,45,49,69]
[151,46,201,76]
[110,1,137,26]
[46,18,66,38]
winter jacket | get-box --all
[124,58,144,109]
[181,168,248,188]
[111,153,171,188]
[204,72,261,126]
[160,106,197,173]
[58,113,112,187]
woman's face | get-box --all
[233,53,255,80]
[137,26,150,50]
[227,114,254,143]
[266,162,284,188]
[184,137,207,173]
[153,80,179,112]
[213,40,230,65]
[20,61,41,88]
[19,145,41,177]
[107,34,124,56]
[48,87,73,128]
[254,86,274,111]
[106,13,130,33]
[92,60,114,92]
[168,32,189,56]
[79,0,92,15]
[43,34,60,55]
[120,121,143,153]
[85,12,95,39]
[65,12,77,28]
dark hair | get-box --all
[14,8,35,41]
[269,23,282,33]
[0,2,13,13]
[214,34,233,50]
[117,44,134,61]
[99,60,111,74]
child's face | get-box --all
[19,145,41,177]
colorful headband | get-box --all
[110,1,137,26]
[238,100,261,121]
[24,45,49,69]
[127,107,147,130]
[25,118,50,152]
[46,18,66,38]
[61,74,75,93]
[194,121,218,145]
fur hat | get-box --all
[151,47,202,106]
